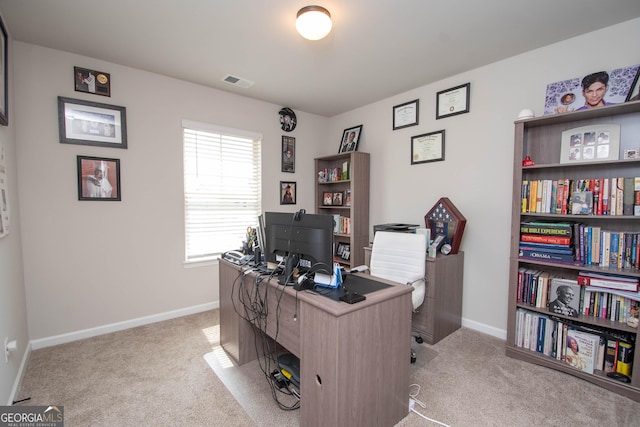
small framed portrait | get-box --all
[338,125,363,153]
[74,66,111,97]
[322,191,333,206]
[58,97,127,149]
[624,148,639,159]
[332,192,343,206]
[280,181,296,205]
[77,155,121,201]
[282,136,295,173]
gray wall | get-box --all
[1,13,639,404]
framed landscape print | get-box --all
[58,97,127,148]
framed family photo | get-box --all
[77,155,121,201]
[338,125,362,153]
[58,97,127,148]
[74,66,111,97]
[560,124,620,164]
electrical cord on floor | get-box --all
[409,383,450,427]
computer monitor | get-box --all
[263,210,334,284]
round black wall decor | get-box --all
[279,107,297,132]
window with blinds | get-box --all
[183,120,262,263]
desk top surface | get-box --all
[220,259,411,317]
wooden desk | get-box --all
[219,259,412,427]
[364,248,464,344]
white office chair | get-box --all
[353,231,427,363]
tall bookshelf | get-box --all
[506,101,640,401]
[315,151,370,269]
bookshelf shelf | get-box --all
[315,151,369,268]
[507,101,640,401]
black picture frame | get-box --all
[58,97,127,149]
[77,155,121,201]
[626,68,640,102]
[411,130,445,165]
[0,14,8,126]
[280,181,296,205]
[338,125,363,153]
[282,136,295,173]
[436,83,470,119]
[74,66,111,97]
[393,99,419,130]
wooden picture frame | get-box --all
[0,15,8,126]
[74,66,111,97]
[424,197,466,254]
[282,136,295,173]
[411,130,445,164]
[560,124,620,164]
[338,125,362,153]
[393,99,419,130]
[77,155,121,201]
[436,83,470,119]
[58,97,127,148]
[280,181,296,205]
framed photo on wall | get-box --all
[0,14,8,126]
[280,181,296,205]
[74,66,111,97]
[393,99,419,130]
[436,83,470,119]
[282,136,295,173]
[77,155,121,201]
[58,97,127,148]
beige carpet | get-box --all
[15,310,640,426]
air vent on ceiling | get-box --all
[222,74,255,89]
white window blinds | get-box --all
[183,121,262,263]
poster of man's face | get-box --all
[543,64,640,115]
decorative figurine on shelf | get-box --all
[522,155,535,167]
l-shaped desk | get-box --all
[219,259,412,427]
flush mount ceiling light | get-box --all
[296,5,332,40]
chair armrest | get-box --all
[349,265,369,273]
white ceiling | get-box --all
[1,0,639,117]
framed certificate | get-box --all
[436,83,470,119]
[393,99,419,130]
[411,130,445,165]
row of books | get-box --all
[318,161,350,183]
[521,177,640,216]
[519,221,640,270]
[515,308,634,376]
[332,214,351,235]
[517,270,640,324]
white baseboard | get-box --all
[461,317,507,341]
[30,302,219,350]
